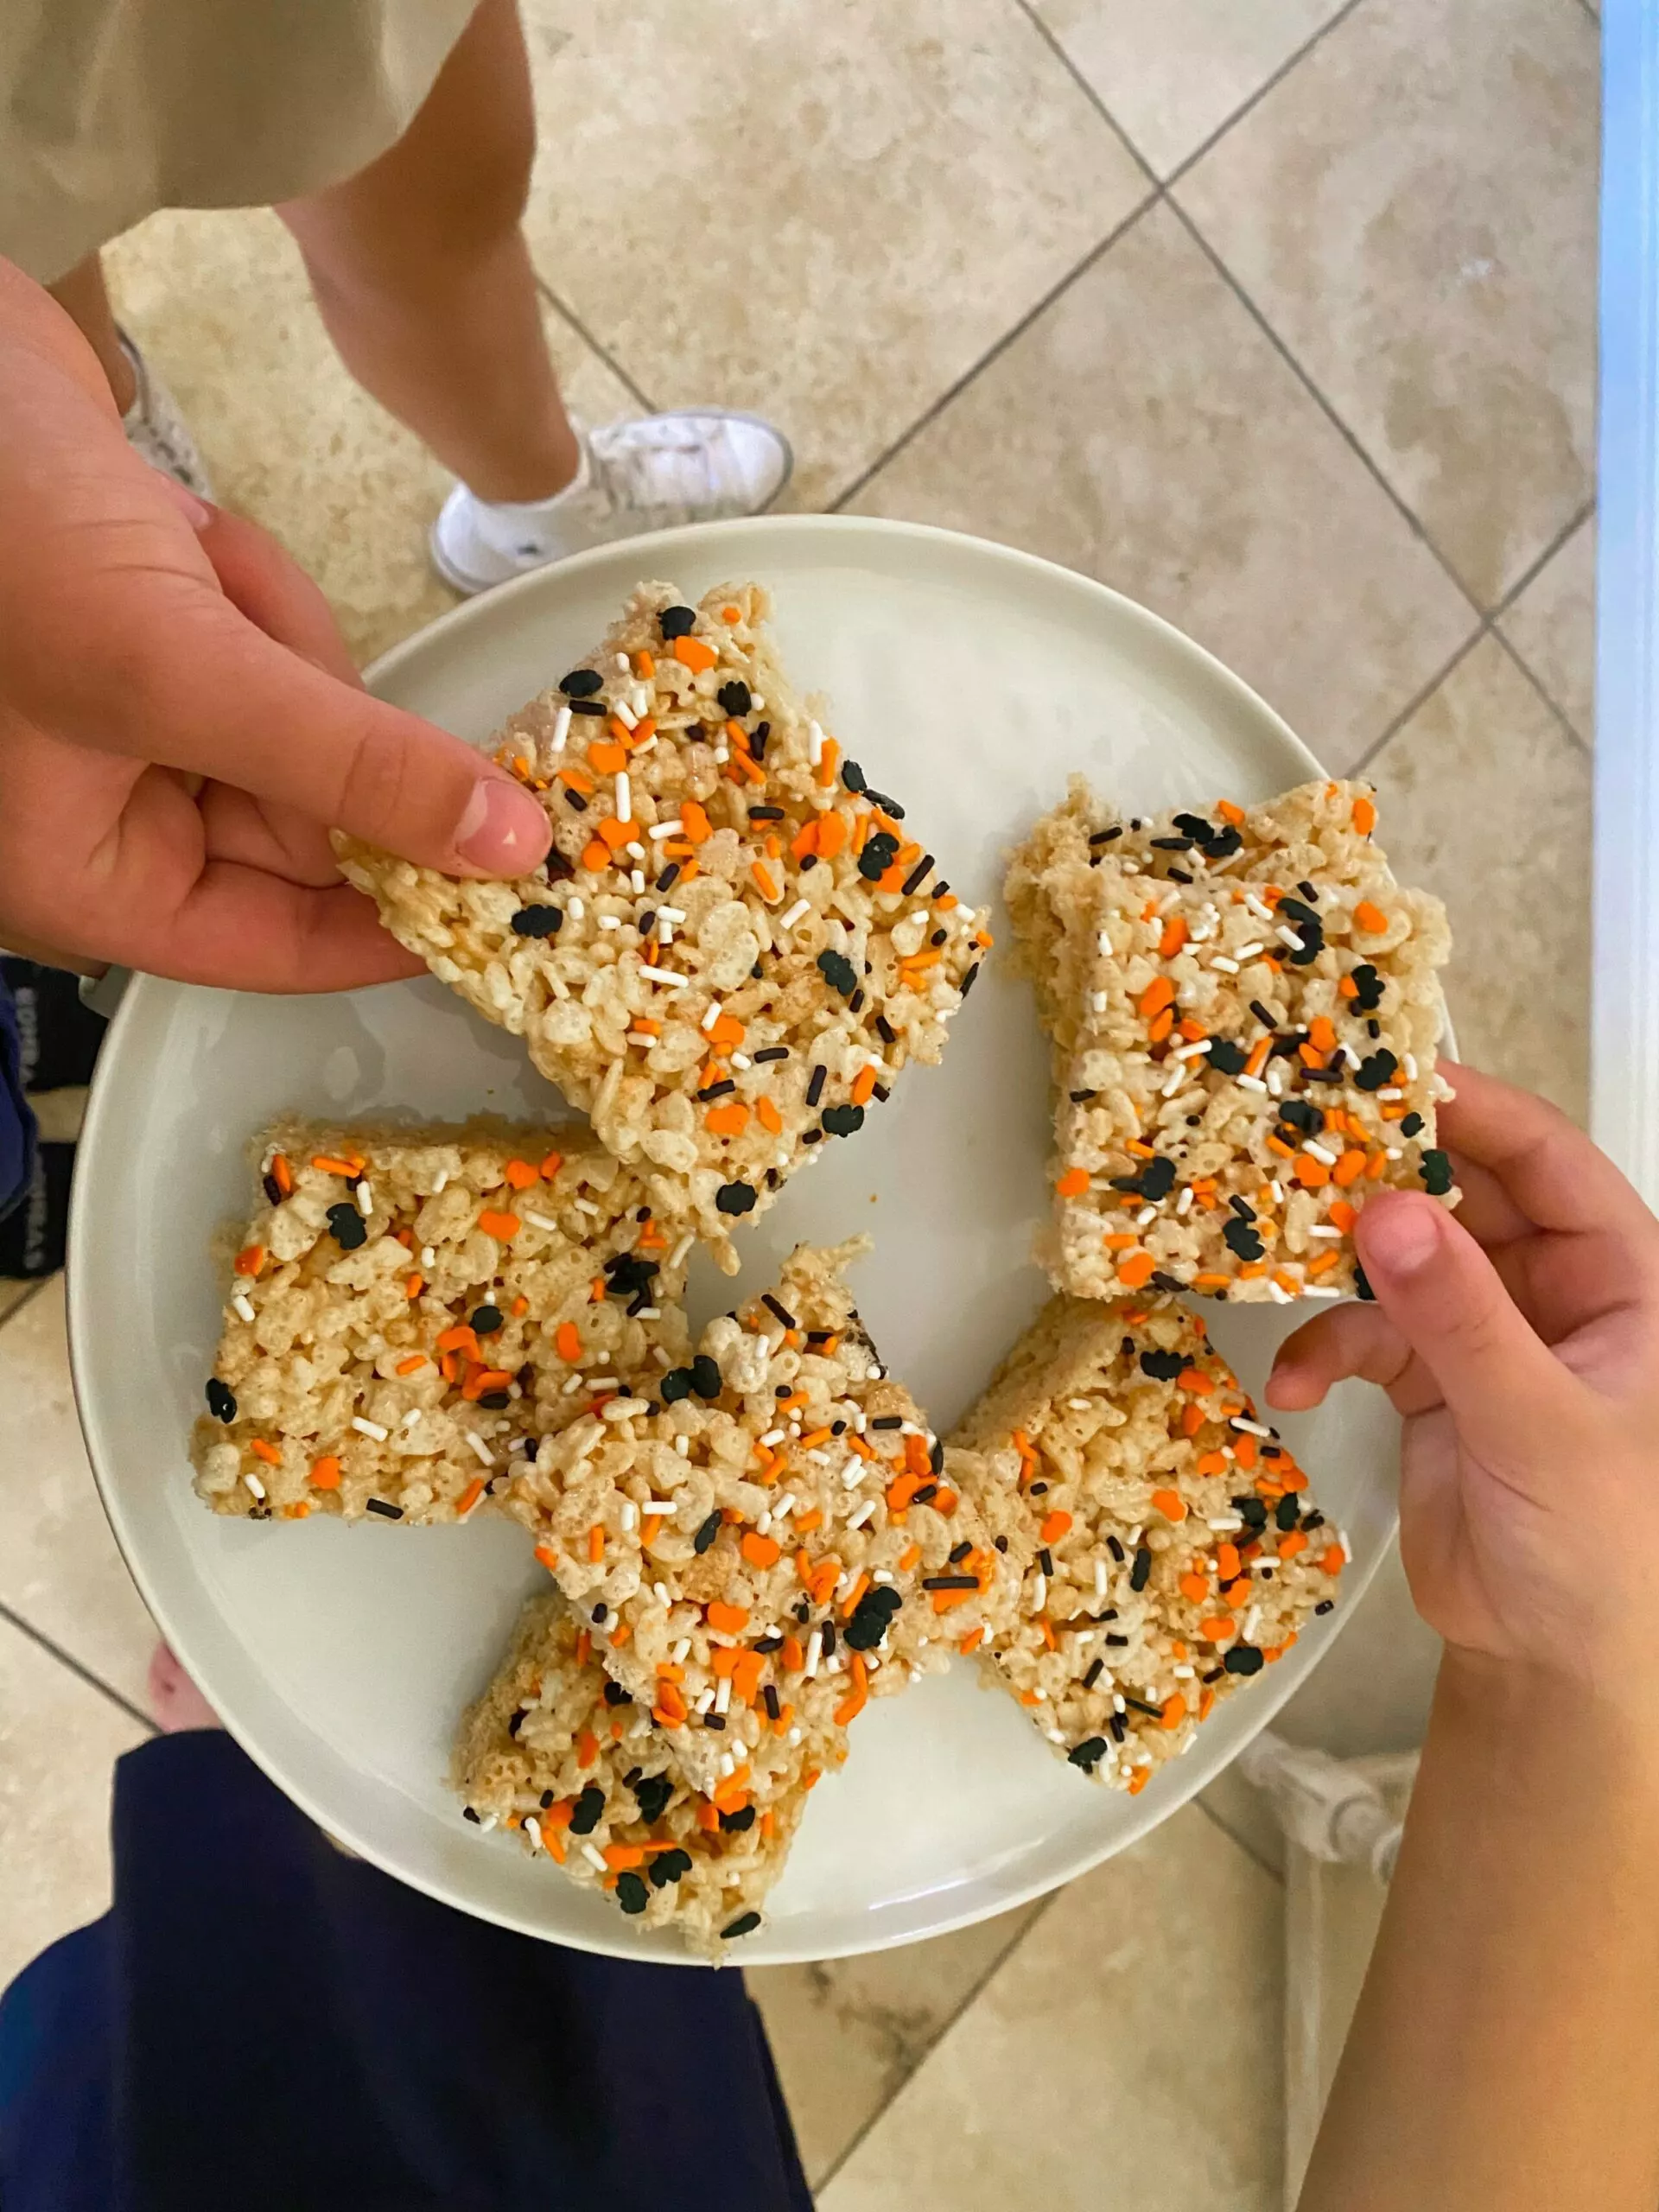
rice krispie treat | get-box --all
[454,1591,811,1954]
[495,1240,1014,1797]
[1009,779,1455,1302]
[335,582,990,1269]
[192,1118,690,1522]
[950,1296,1344,1793]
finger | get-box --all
[1266,1304,1443,1417]
[158,865,429,992]
[1354,1188,1582,1469]
[1437,1153,1535,1250]
[188,502,362,683]
[36,561,550,878]
[1437,1062,1656,1247]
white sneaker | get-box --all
[429,408,792,594]
[118,331,214,500]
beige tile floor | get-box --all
[3,0,1598,2200]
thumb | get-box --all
[1355,1192,1576,1468]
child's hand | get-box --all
[1267,1065,1659,1712]
[0,257,550,991]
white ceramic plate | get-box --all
[69,516,1400,1964]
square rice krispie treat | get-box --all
[191,1118,690,1522]
[494,1240,1015,1798]
[1007,778,1454,1302]
[454,1590,810,1955]
[335,582,990,1268]
[950,1297,1344,1792]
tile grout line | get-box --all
[1162,194,1484,621]
[828,195,1158,514]
[0,1599,156,1737]
[533,276,658,415]
[0,1277,49,1338]
[1355,493,1599,768]
[1008,0,1160,188]
[812,1891,1063,2194]
[1160,0,1372,193]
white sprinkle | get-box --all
[550,703,572,753]
[1090,990,1109,1014]
[636,1306,660,1320]
[352,1416,390,1442]
[713,745,728,762]
[674,1434,690,1458]
[598,915,620,931]
[232,1291,256,1324]
[1160,1067,1188,1098]
[354,1179,373,1217]
[804,1631,823,1679]
[1243,1605,1262,1643]
[1230,1415,1273,1438]
[1096,931,1112,956]
[568,899,585,921]
[779,899,810,931]
[1210,955,1240,975]
[620,1499,639,1533]
[1340,1044,1360,1071]
[464,1432,493,1466]
[807,718,824,766]
[1270,1178,1286,1204]
[701,1001,723,1033]
[669,1232,694,1268]
[639,966,688,988]
[1308,1223,1343,1239]
[561,1374,582,1395]
[1376,1086,1404,1101]
[750,695,765,711]
[1095,1558,1109,1600]
[1243,894,1275,922]
[649,820,684,842]
[1276,925,1306,951]
[760,1427,785,1448]
[1386,1145,1403,1160]
[1266,1065,1286,1096]
[1172,1038,1212,1062]
[1238,1074,1268,1094]
[1302,1286,1343,1299]
[523,1210,561,1232]
[840,1458,865,1491]
[714,1674,732,1715]
[772,1492,796,1522]
[847,1498,877,1530]
[613,698,638,730]
[244,1471,266,1500]
[581,1842,608,1873]
[524,1816,543,1853]
[1402,1053,1419,1082]
[1029,1573,1047,1613]
[1303,1140,1338,1166]
[1268,1281,1294,1306]
[653,1580,673,1609]
[1208,1515,1244,1532]
[421,1245,436,1268]
[615,772,632,823]
[671,1637,692,1665]
[1233,941,1265,962]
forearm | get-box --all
[1300,1653,1659,2212]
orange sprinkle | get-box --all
[1159,916,1189,958]
[503,1158,540,1190]
[1149,1487,1187,1522]
[478,1210,520,1240]
[1353,899,1389,935]
[588,1524,605,1564]
[309,1456,341,1490]
[959,1628,985,1655]
[741,1531,782,1570]
[1338,975,1359,1001]
[1116,1250,1157,1290]
[233,1243,265,1277]
[1367,1151,1389,1180]
[581,840,610,872]
[270,1153,294,1196]
[533,1543,559,1574]
[1217,798,1246,824]
[249,1439,280,1465]
[1333,1148,1367,1188]
[1179,1571,1210,1604]
[1307,1015,1337,1054]
[1139,975,1177,1020]
[1195,1450,1229,1477]
[395,1354,427,1376]
[1307,1250,1342,1276]
[1278,1529,1309,1560]
[575,1730,600,1769]
[751,860,780,902]
[816,811,848,858]
[1193,1273,1233,1289]
[1199,1615,1236,1643]
[1160,1694,1187,1731]
[707,1601,749,1636]
[705,1102,750,1138]
[721,603,742,624]
[1322,1543,1347,1574]
[672,634,717,672]
[1294,1156,1330,1189]
[588,741,627,775]
[1128,1770,1151,1796]
[850,1065,878,1108]
[1352,795,1377,835]
[1217,1542,1243,1582]
[1055,1166,1090,1198]
[1039,1510,1073,1545]
[815,738,841,789]
[310,1154,362,1178]
[404,1274,424,1300]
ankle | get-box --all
[464,424,584,506]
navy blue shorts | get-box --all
[0,1730,811,2212]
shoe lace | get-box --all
[587,420,727,525]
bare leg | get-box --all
[48,252,137,414]
[276,0,579,503]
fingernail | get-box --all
[454,776,550,870]
[154,472,213,531]
[1358,1195,1442,1275]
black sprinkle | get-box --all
[1070,1088,1099,1103]
[822,1104,864,1137]
[1106,1535,1126,1564]
[961,963,981,996]
[863,789,904,818]
[655,862,682,893]
[801,1131,823,1146]
[690,1356,722,1400]
[602,1680,633,1708]
[1354,1263,1376,1302]
[1223,1216,1265,1263]
[900,855,933,896]
[1139,1349,1186,1382]
[747,805,785,824]
[1401,1111,1424,1138]
[615,1872,650,1915]
[806,1065,828,1108]
[721,1912,763,1941]
[702,1714,727,1731]
[821,1623,836,1657]
[817,950,859,998]
[592,1604,608,1624]
[1108,1713,1127,1742]
[1082,1658,1105,1691]
[1347,962,1385,1014]
[1315,1599,1336,1617]
[1089,827,1123,845]
[634,1774,674,1823]
[717,679,752,716]
[719,1804,757,1833]
[753,1046,790,1064]
[1275,1495,1301,1532]
[848,989,865,1014]
[1421,1148,1453,1197]
[1036,1548,1054,1577]
[1121,1694,1164,1719]
[327,1202,367,1249]
[365,1498,404,1522]
[1249,999,1277,1029]
[856,833,900,882]
[697,1078,737,1101]
[1354,1049,1398,1092]
[1206,1038,1248,1077]
[658,605,697,639]
[560,668,604,696]
[1068,1738,1109,1772]
[206,1378,238,1423]
[1104,1632,1129,1647]
[477,1391,511,1411]
[511,905,563,939]
[568,1785,606,1835]
[261,1171,283,1206]
[564,789,590,811]
[910,1484,938,1507]
[463,1806,481,1823]
[762,1293,798,1330]
[763,1684,781,1721]
[923,1574,980,1592]
[1150,835,1194,852]
[1230,1195,1256,1223]
[948,1540,974,1565]
[471,1304,504,1336]
[694,1511,723,1554]
[1224,1644,1265,1677]
[751,723,770,761]
[1129,1548,1152,1592]
[715,1181,757,1217]
[1232,1496,1268,1530]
